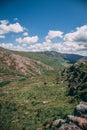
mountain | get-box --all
[37,51,87,64]
[63,53,87,63]
[13,50,67,71]
[0,46,87,129]
[0,47,87,77]
[0,47,53,76]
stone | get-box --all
[58,123,81,130]
[74,102,87,118]
[68,115,87,130]
[42,101,49,104]
[53,119,65,126]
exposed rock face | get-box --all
[58,123,81,130]
[0,47,53,75]
[68,115,87,129]
[58,102,87,130]
[65,61,87,102]
[74,102,87,118]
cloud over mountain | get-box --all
[0,20,87,56]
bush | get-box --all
[0,80,11,87]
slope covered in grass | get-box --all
[0,47,54,78]
[13,51,68,71]
[0,47,87,130]
[0,73,78,130]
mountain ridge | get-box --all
[0,47,53,76]
[37,51,87,64]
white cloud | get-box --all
[23,32,28,36]
[16,36,39,44]
[64,25,87,43]
[0,20,25,35]
[45,30,63,43]
[0,23,87,56]
[0,43,25,51]
[0,43,14,49]
[62,25,87,55]
[46,30,63,42]
[0,20,9,25]
[48,30,63,38]
[0,35,5,38]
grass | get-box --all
[0,73,78,130]
[0,48,86,129]
[13,51,67,71]
[0,80,11,87]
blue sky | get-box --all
[0,0,87,55]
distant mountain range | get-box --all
[37,51,87,64]
[0,47,87,76]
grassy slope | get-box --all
[13,51,68,71]
[0,73,78,130]
[0,50,86,130]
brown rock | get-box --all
[74,102,87,118]
[58,123,81,130]
[53,119,65,126]
[68,115,87,129]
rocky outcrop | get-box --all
[65,61,87,102]
[58,102,87,130]
[68,115,87,129]
[0,47,53,75]
[58,123,81,130]
[74,102,87,118]
[53,119,65,127]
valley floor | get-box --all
[0,74,78,130]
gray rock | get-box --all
[58,123,81,130]
[53,119,65,126]
[68,115,87,129]
[74,102,87,117]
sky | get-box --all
[0,0,87,56]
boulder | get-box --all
[53,119,65,127]
[68,115,87,129]
[58,123,81,130]
[74,102,87,118]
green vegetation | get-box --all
[0,80,11,87]
[66,61,87,102]
[0,71,78,130]
[0,48,87,130]
[14,51,68,71]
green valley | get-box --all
[0,47,87,130]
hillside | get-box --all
[0,47,87,130]
[0,60,87,129]
[9,50,87,73]
[13,51,67,71]
[38,51,87,64]
[0,47,53,76]
[0,66,77,130]
[66,61,87,102]
[57,61,87,130]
